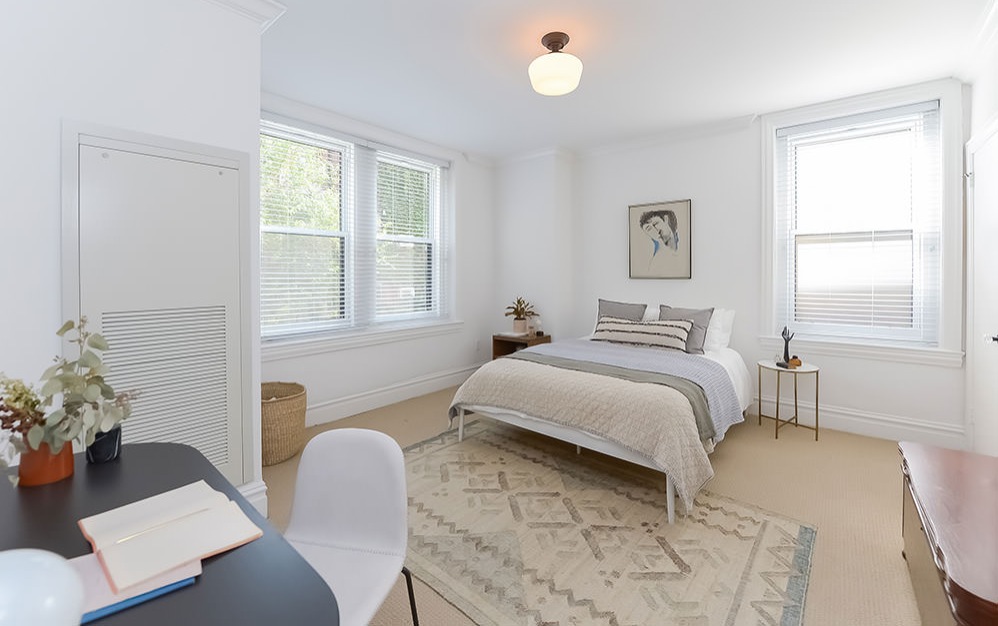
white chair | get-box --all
[284,428,419,626]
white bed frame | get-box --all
[454,405,679,524]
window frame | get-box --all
[759,80,965,367]
[259,118,453,347]
[259,125,353,337]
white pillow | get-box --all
[703,308,735,352]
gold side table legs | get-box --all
[757,360,819,441]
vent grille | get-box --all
[101,307,229,467]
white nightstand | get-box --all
[757,359,819,441]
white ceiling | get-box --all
[261,0,994,159]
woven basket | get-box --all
[261,382,306,466]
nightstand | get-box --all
[757,359,819,440]
[492,333,551,359]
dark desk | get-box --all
[1,443,339,625]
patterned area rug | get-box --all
[405,420,815,626]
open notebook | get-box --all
[78,479,262,593]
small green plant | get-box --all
[504,297,537,320]
[0,317,134,466]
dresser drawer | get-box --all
[902,478,956,626]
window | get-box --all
[260,121,448,340]
[771,101,942,346]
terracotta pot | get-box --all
[18,441,75,487]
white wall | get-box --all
[969,15,998,131]
[259,95,496,426]
[0,0,268,482]
[495,150,576,336]
[496,111,967,447]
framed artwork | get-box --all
[628,199,692,279]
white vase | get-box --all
[512,318,528,334]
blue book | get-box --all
[81,576,196,623]
[69,553,201,623]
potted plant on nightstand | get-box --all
[504,297,537,335]
[0,317,135,486]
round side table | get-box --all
[757,359,819,440]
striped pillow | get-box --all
[592,316,694,352]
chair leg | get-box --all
[401,566,419,626]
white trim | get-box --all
[237,479,269,516]
[758,336,964,368]
[262,319,464,362]
[759,78,966,353]
[201,0,286,32]
[958,0,998,80]
[582,114,758,159]
[261,92,465,164]
[303,363,478,426]
[757,395,966,449]
[501,147,577,166]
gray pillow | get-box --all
[597,299,647,329]
[658,305,714,354]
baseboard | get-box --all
[238,479,269,517]
[757,395,967,448]
[305,363,482,427]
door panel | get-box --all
[968,129,998,456]
[77,143,244,484]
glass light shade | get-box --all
[0,549,85,625]
[528,51,583,96]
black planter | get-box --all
[86,425,122,464]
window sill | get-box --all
[758,335,964,368]
[262,319,464,362]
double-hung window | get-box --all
[771,100,942,346]
[260,121,448,340]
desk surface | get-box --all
[1,443,339,625]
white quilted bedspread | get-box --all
[450,357,714,509]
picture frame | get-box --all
[628,199,692,279]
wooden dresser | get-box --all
[899,442,998,626]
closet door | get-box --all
[73,136,245,484]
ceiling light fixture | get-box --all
[528,31,583,96]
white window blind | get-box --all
[773,100,941,345]
[260,121,448,340]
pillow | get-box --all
[703,308,736,352]
[592,316,693,352]
[596,299,647,327]
[658,305,714,354]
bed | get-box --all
[449,309,752,524]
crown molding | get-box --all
[500,146,577,166]
[958,0,998,80]
[201,0,286,33]
[580,114,758,159]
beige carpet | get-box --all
[404,419,815,625]
[263,387,921,626]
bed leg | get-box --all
[576,445,581,455]
[458,408,465,442]
[666,476,676,524]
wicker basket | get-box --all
[261,382,306,466]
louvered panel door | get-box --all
[75,140,244,484]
